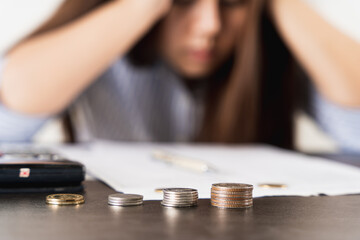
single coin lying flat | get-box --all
[108,193,144,206]
[46,194,85,205]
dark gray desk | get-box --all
[1,156,360,240]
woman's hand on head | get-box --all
[0,0,173,115]
[270,0,360,107]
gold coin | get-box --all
[46,194,85,205]
[258,183,287,189]
[155,188,165,193]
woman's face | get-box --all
[160,0,249,79]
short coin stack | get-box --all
[211,183,253,209]
[161,188,198,208]
[46,194,85,205]
[108,193,143,206]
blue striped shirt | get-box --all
[70,58,202,142]
[1,56,360,153]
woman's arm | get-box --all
[0,58,49,143]
[270,0,360,107]
[0,0,171,115]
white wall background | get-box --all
[0,0,64,54]
[1,0,358,152]
[302,0,360,43]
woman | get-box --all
[0,0,359,152]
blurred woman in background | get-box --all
[0,0,359,152]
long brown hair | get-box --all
[30,0,295,148]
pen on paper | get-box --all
[151,150,218,173]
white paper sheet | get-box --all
[57,141,360,200]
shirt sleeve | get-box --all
[311,88,360,154]
[0,57,49,143]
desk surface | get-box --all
[1,180,360,240]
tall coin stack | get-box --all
[161,188,198,208]
[211,183,253,209]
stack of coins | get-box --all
[161,188,198,208]
[211,183,253,209]
[108,193,143,206]
[46,194,85,205]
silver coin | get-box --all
[162,199,198,204]
[163,199,197,203]
[161,202,197,208]
[108,198,144,203]
[108,194,143,206]
[108,198,143,202]
[164,193,198,198]
[163,188,198,193]
[161,203,197,208]
[164,190,198,193]
[164,192,198,195]
[108,201,143,206]
[164,196,198,200]
[108,199,144,203]
[163,196,198,200]
[109,199,143,203]
[161,188,199,208]
[108,194,143,201]
[212,183,253,190]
